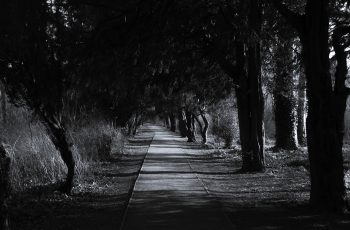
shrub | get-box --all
[0,105,68,191]
[71,120,125,162]
[0,103,125,192]
[209,97,239,148]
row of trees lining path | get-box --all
[1,1,350,227]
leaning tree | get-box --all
[0,0,77,193]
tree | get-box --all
[0,0,76,194]
[161,0,266,168]
[169,112,176,132]
[297,70,307,146]
[273,35,298,150]
[178,108,188,137]
[273,0,348,212]
[194,110,209,144]
[212,0,265,171]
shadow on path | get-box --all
[121,125,233,230]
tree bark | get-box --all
[132,112,140,135]
[273,0,346,212]
[236,85,252,170]
[194,112,209,144]
[165,115,170,129]
[234,41,253,170]
[169,113,176,132]
[0,144,10,230]
[333,25,350,152]
[204,0,264,168]
[297,71,306,146]
[234,39,265,171]
[210,0,264,171]
[42,114,75,194]
[194,115,203,137]
[185,110,196,142]
[274,39,298,150]
[230,0,265,172]
[178,109,188,137]
[245,0,265,171]
[200,113,209,144]
[302,0,345,212]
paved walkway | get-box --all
[120,124,234,230]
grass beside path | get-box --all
[187,143,350,230]
[8,128,153,230]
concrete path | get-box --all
[120,124,234,230]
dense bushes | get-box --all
[208,94,276,148]
[0,103,125,191]
[1,105,66,191]
[209,97,239,148]
[71,120,124,162]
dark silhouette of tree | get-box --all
[1,0,349,215]
[272,28,298,150]
[273,0,349,212]
[0,0,76,194]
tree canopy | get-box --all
[1,0,350,213]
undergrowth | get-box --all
[0,103,125,192]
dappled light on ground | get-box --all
[121,125,233,229]
[122,125,350,230]
[6,124,350,229]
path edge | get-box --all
[118,131,154,230]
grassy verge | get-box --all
[0,104,124,192]
[7,122,153,230]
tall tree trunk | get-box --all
[200,113,209,144]
[246,0,265,171]
[42,114,75,194]
[132,112,140,135]
[185,110,196,142]
[210,0,265,172]
[191,113,196,140]
[235,37,265,171]
[236,85,253,170]
[274,0,346,212]
[194,112,208,144]
[0,144,10,230]
[235,42,254,171]
[178,109,188,137]
[194,115,203,138]
[297,70,307,146]
[169,113,176,132]
[301,0,345,212]
[165,115,170,129]
[274,39,298,150]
